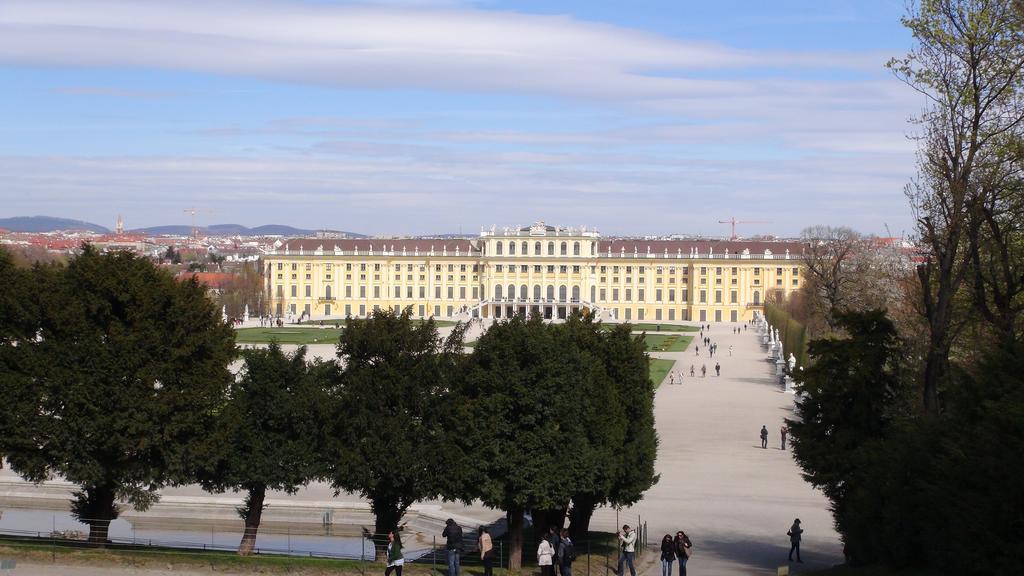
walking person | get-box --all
[538,534,555,576]
[673,531,692,576]
[558,529,575,576]
[695,345,699,356]
[669,372,675,386]
[615,524,637,576]
[760,425,768,449]
[715,362,720,376]
[690,365,695,377]
[545,526,561,576]
[780,425,788,450]
[479,527,493,576]
[442,518,463,576]
[660,534,675,576]
[729,345,733,356]
[701,364,707,378]
[787,519,803,563]
[385,529,404,576]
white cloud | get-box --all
[1,0,885,101]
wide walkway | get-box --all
[591,323,842,575]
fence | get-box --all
[0,512,649,573]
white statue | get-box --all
[243,304,250,322]
[788,353,796,371]
[222,305,228,322]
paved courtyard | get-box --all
[590,322,842,575]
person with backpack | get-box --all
[442,518,463,576]
[558,528,576,576]
[674,531,692,576]
[659,534,675,576]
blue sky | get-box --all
[0,0,922,237]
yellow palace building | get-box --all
[265,222,805,323]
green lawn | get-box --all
[300,318,456,327]
[235,327,345,345]
[604,322,699,332]
[641,334,693,352]
[649,358,676,388]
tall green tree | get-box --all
[198,343,329,555]
[459,315,595,569]
[0,248,38,468]
[326,308,465,559]
[0,246,235,543]
[563,318,655,539]
[787,310,907,564]
[603,324,659,515]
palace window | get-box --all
[548,265,555,273]
[374,264,381,271]
[656,289,663,301]
[304,286,311,297]
[560,242,567,256]
[793,267,799,276]
[548,242,555,256]
[496,243,503,255]
[573,242,580,256]
[496,265,503,272]
[509,241,515,255]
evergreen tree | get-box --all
[459,315,591,569]
[326,308,465,559]
[787,309,906,564]
[0,246,235,543]
[197,342,329,555]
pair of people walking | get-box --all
[538,527,576,576]
[659,532,693,576]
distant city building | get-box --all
[264,221,806,322]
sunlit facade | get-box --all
[265,222,805,323]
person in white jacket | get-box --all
[615,525,637,576]
[538,537,555,576]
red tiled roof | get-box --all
[176,272,237,289]
[281,238,477,254]
[598,239,806,256]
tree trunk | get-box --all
[81,484,117,546]
[568,496,597,541]
[371,496,405,562]
[507,506,524,571]
[238,484,266,556]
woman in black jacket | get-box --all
[660,534,675,576]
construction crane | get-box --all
[183,207,213,246]
[719,217,772,240]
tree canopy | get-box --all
[0,246,236,542]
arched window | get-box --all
[534,242,542,255]
[560,242,567,256]
[533,284,542,300]
[547,242,555,256]
[546,285,555,300]
[572,286,580,302]
[573,242,580,256]
[559,285,567,301]
[522,241,528,254]
[495,285,503,299]
[753,290,761,305]
[496,242,503,255]
[521,284,528,300]
[507,284,515,299]
[325,285,332,299]
[509,241,516,255]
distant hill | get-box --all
[0,215,363,237]
[0,216,109,233]
[131,223,366,237]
